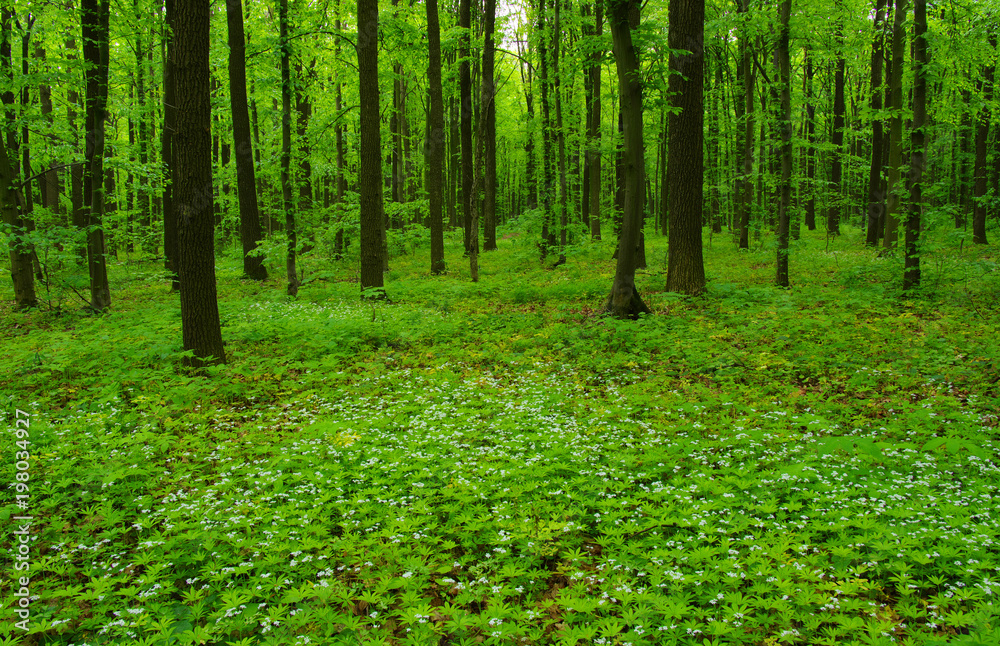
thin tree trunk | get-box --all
[775,0,792,287]
[1,136,36,308]
[427,0,446,273]
[904,0,926,289]
[605,0,650,318]
[483,0,497,252]
[459,0,473,253]
[588,0,602,240]
[738,0,753,249]
[226,0,267,280]
[162,0,178,287]
[882,0,907,250]
[278,0,299,295]
[973,34,996,245]
[553,0,568,264]
[865,0,887,246]
[827,15,845,236]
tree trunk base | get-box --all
[603,284,651,320]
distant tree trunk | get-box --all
[537,0,556,257]
[665,0,705,295]
[37,46,60,215]
[865,0,887,247]
[482,0,497,252]
[226,0,267,280]
[470,0,497,281]
[904,0,926,289]
[973,34,996,245]
[518,43,537,213]
[553,0,568,265]
[775,0,792,287]
[134,0,151,250]
[295,65,313,218]
[604,0,650,318]
[882,0,907,250]
[827,17,845,237]
[459,0,473,253]
[737,0,753,249]
[174,0,226,365]
[81,0,111,311]
[426,0,446,273]
[162,0,178,288]
[278,0,299,295]
[358,0,385,297]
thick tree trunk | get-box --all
[1,138,36,308]
[904,0,926,289]
[775,0,792,287]
[865,0,888,247]
[81,0,111,311]
[665,0,706,295]
[358,0,385,297]
[278,0,299,294]
[174,0,226,365]
[426,0,446,273]
[226,0,267,280]
[604,0,650,318]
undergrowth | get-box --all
[2,223,999,646]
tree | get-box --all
[584,0,603,241]
[604,0,650,318]
[426,0,445,274]
[162,0,178,289]
[458,0,472,254]
[775,0,792,287]
[737,0,753,249]
[865,0,888,246]
[665,0,706,295]
[827,12,846,237]
[358,0,385,297]
[226,0,267,281]
[81,0,111,311]
[882,0,907,250]
[279,0,300,295]
[1,135,36,309]
[973,33,995,245]
[173,0,226,365]
[482,0,498,252]
[904,0,926,289]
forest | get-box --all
[2,0,1000,644]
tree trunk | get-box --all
[81,0,111,311]
[482,0,497,252]
[865,0,887,246]
[827,17,846,237]
[358,0,385,297]
[459,0,473,253]
[973,34,996,245]
[803,49,816,231]
[904,0,926,289]
[587,0,602,240]
[604,0,650,318]
[738,0,753,249]
[775,0,792,287]
[427,0,446,273]
[226,0,267,280]
[470,0,497,281]
[666,0,706,295]
[174,0,226,365]
[882,0,907,250]
[1,137,37,308]
[278,0,299,294]
[162,0,178,288]
[538,0,556,257]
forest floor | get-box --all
[2,222,1000,646]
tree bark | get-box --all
[865,0,888,246]
[553,0,567,265]
[482,0,497,252]
[775,0,792,287]
[459,0,473,254]
[426,0,446,273]
[587,0,602,240]
[226,0,267,280]
[81,0,111,311]
[827,14,846,237]
[278,0,299,294]
[358,0,385,297]
[737,0,753,249]
[973,34,996,245]
[1,137,36,308]
[882,0,907,250]
[604,0,650,318]
[174,0,226,365]
[666,0,706,295]
[904,0,926,289]
[162,0,178,288]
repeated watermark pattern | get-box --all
[10,409,33,632]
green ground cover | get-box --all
[2,224,999,645]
